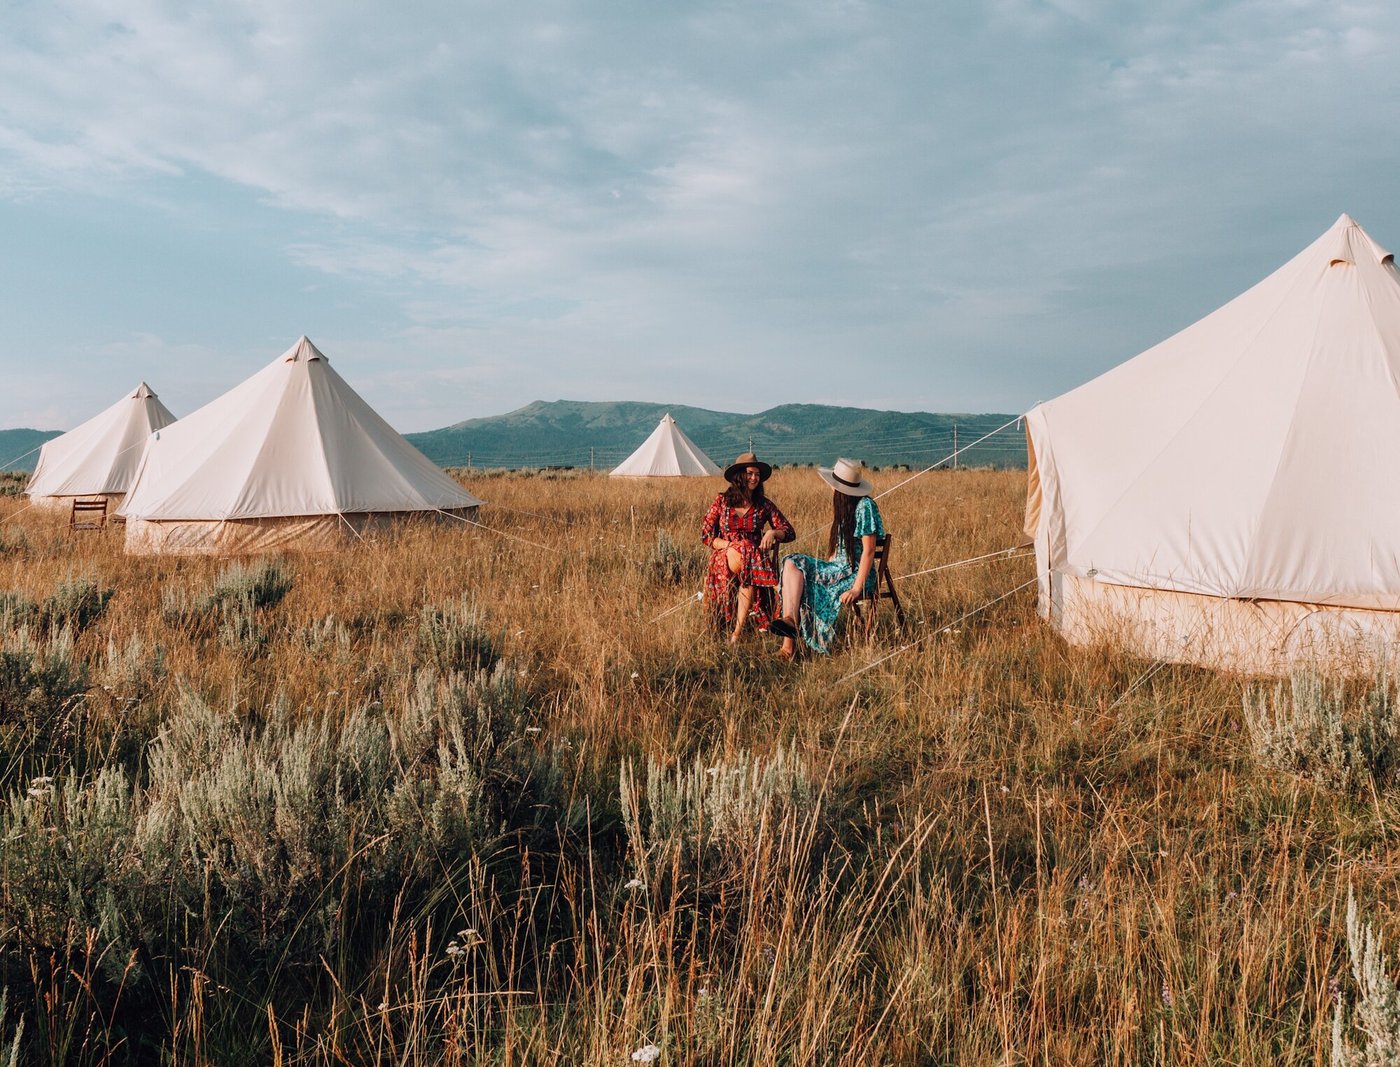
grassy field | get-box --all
[0,467,1391,1064]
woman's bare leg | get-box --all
[731,585,754,643]
[725,548,749,641]
[778,560,804,658]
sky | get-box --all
[2,0,1398,433]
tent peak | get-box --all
[131,382,156,399]
[1323,214,1393,267]
[281,336,328,364]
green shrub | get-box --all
[0,769,135,965]
[0,987,23,1066]
[98,634,165,705]
[1334,886,1400,1065]
[645,528,701,584]
[207,560,292,611]
[620,743,816,884]
[40,577,113,633]
[216,596,268,655]
[0,591,37,629]
[1244,672,1400,791]
[417,596,499,674]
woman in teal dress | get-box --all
[769,458,885,657]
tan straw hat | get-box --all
[817,457,872,497]
[724,452,772,481]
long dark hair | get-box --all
[828,490,859,562]
[723,470,765,508]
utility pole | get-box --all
[952,423,958,470]
[749,434,754,452]
[590,446,595,472]
[467,451,472,470]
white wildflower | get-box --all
[445,941,463,958]
[29,776,54,787]
[525,726,542,734]
[631,1045,661,1063]
[630,672,639,680]
[624,877,645,891]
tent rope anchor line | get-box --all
[430,507,562,554]
[836,576,1038,685]
[646,544,1031,625]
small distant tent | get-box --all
[119,336,484,555]
[610,413,720,477]
[1024,213,1400,673]
[26,382,177,511]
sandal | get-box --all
[767,617,798,640]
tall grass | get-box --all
[0,468,1391,1063]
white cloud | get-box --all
[1,1,1400,425]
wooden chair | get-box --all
[850,534,906,637]
[69,498,108,531]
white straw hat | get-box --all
[817,457,872,497]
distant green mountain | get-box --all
[0,429,62,473]
[406,400,1026,471]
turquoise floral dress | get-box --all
[780,496,885,654]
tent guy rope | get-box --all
[835,577,1037,685]
[431,507,561,554]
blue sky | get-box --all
[2,1,1398,431]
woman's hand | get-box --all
[712,537,728,551]
[839,586,862,607]
[759,529,777,551]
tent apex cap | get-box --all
[281,336,328,363]
[131,382,157,399]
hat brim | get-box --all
[725,461,772,481]
[818,467,872,496]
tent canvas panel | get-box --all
[1027,215,1400,671]
[28,383,176,502]
[124,507,480,556]
[610,413,720,477]
[1052,573,1400,674]
[119,338,483,551]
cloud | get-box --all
[1,1,1399,427]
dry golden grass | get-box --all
[0,468,1389,1065]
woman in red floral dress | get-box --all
[700,453,795,643]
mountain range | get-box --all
[0,401,1026,474]
[0,429,62,473]
[405,400,1026,471]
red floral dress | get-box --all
[699,494,795,632]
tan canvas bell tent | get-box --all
[610,413,720,477]
[1024,213,1400,673]
[27,382,177,510]
[119,337,484,555]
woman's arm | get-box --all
[763,501,797,545]
[839,534,878,606]
[700,495,728,550]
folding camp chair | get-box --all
[69,498,108,531]
[850,534,906,637]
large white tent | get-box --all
[610,413,720,477]
[27,382,177,511]
[119,336,483,555]
[1025,213,1400,673]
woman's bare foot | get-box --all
[777,638,796,659]
[728,629,743,645]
